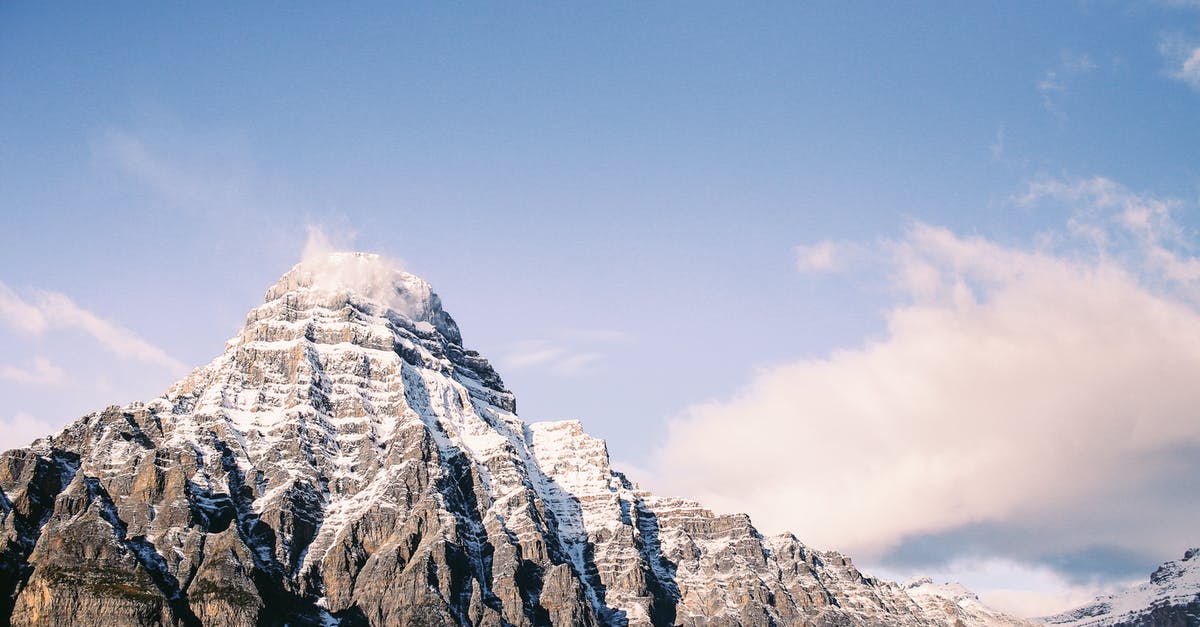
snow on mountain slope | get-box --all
[905,577,1031,626]
[1041,548,1200,626]
[0,253,1030,626]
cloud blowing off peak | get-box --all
[284,226,436,319]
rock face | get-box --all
[0,253,1029,626]
[1041,548,1200,627]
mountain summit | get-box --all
[0,255,1028,626]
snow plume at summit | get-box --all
[292,226,433,320]
[648,177,1200,609]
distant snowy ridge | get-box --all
[1041,548,1200,626]
[904,577,1030,626]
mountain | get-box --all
[904,577,1030,626]
[0,253,1029,626]
[1041,549,1200,626]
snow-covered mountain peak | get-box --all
[169,252,507,416]
[904,577,979,603]
[264,252,461,345]
[903,577,1031,626]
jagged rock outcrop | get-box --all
[0,253,1030,626]
[1041,548,1200,627]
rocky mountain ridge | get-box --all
[0,253,1031,626]
[1041,548,1200,626]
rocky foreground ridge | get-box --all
[0,253,1031,626]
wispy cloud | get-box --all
[501,340,605,376]
[555,328,631,342]
[0,412,59,452]
[876,557,1131,618]
[0,283,49,335]
[500,329,627,377]
[101,129,209,205]
[1038,51,1098,115]
[502,340,568,369]
[987,124,1029,169]
[1160,35,1200,91]
[93,127,259,216]
[89,123,310,260]
[1178,48,1200,88]
[989,125,1006,162]
[0,357,67,386]
[549,352,605,376]
[1037,71,1067,109]
[794,240,840,273]
[1019,176,1200,293]
[794,240,868,274]
[0,281,187,373]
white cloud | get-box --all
[500,328,625,377]
[504,340,569,369]
[1177,47,1200,89]
[1038,71,1065,113]
[100,129,206,205]
[1020,177,1200,295]
[90,124,311,258]
[556,328,631,342]
[794,240,840,273]
[38,292,187,373]
[0,280,186,373]
[1159,35,1200,91]
[989,126,1006,162]
[0,282,48,335]
[92,127,259,216]
[647,178,1200,581]
[501,340,605,376]
[0,357,66,386]
[1062,52,1097,74]
[990,584,1121,621]
[550,352,604,376]
[1038,51,1098,115]
[0,413,59,453]
[875,558,1130,618]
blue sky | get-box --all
[3,2,1200,617]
